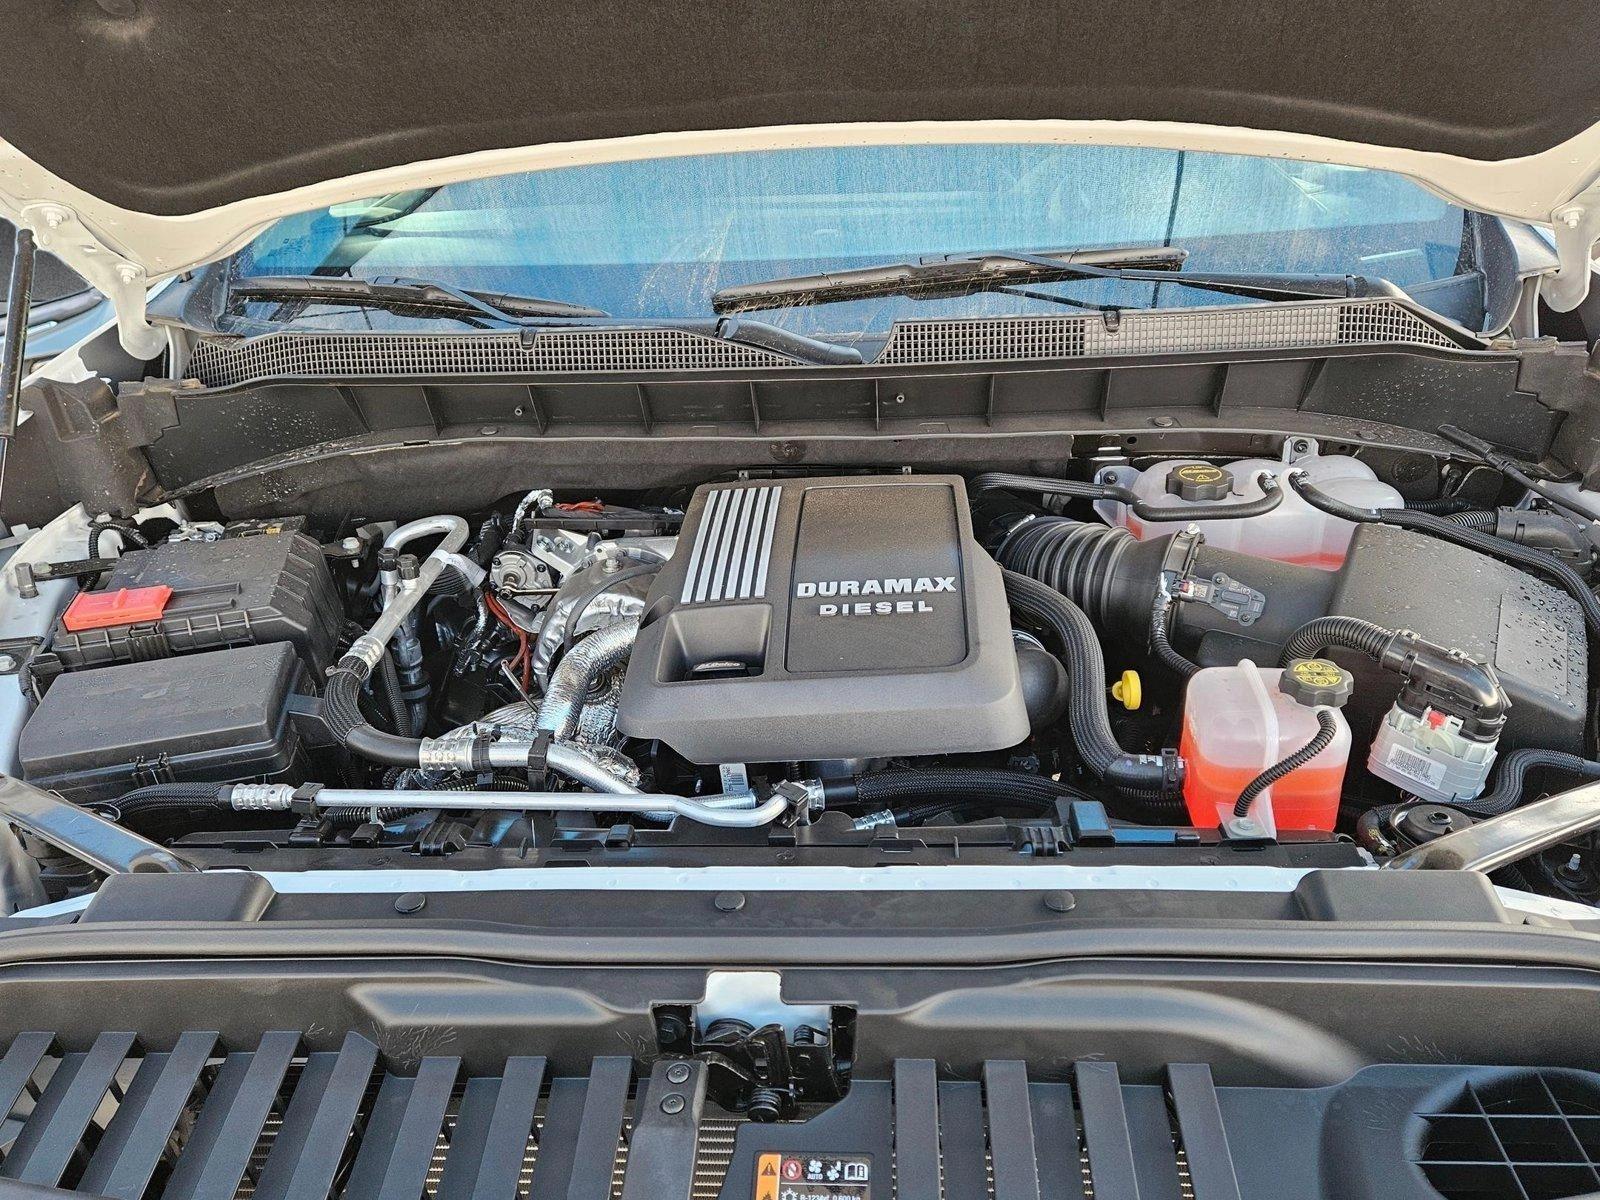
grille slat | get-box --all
[893,1059,943,1200]
[567,1057,633,1200]
[1166,1063,1243,1200]
[1074,1061,1138,1200]
[185,299,1468,389]
[78,1030,217,1200]
[342,1055,459,1200]
[162,1031,300,1200]
[0,1032,55,1133]
[249,1032,378,1200]
[436,1056,546,1200]
[0,1031,136,1187]
[983,1060,1042,1200]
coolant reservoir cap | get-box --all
[1166,462,1233,501]
[1281,658,1354,708]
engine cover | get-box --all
[617,475,1028,763]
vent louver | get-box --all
[0,1030,1252,1200]
[185,299,1469,389]
[1417,1070,1600,1200]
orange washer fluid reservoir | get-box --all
[1180,661,1352,834]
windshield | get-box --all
[227,143,1469,339]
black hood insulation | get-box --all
[0,0,1595,214]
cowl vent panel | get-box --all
[184,299,1471,389]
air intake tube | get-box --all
[974,494,1336,661]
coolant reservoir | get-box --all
[1095,438,1403,568]
[1179,660,1353,834]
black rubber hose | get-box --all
[1449,748,1600,817]
[1002,570,1176,795]
[93,784,236,834]
[1001,570,1124,779]
[324,661,432,767]
[889,799,1052,826]
[375,649,413,737]
[847,768,1089,811]
[973,471,1283,522]
[87,519,149,559]
[1406,496,1474,515]
[1287,472,1600,640]
[1281,615,1394,664]
[96,783,229,821]
[1150,592,1201,678]
[1233,710,1339,818]
[1445,510,1498,530]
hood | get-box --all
[5,0,1600,355]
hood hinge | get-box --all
[17,202,167,360]
[1542,189,1600,312]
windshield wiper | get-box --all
[225,275,863,365]
[230,274,609,321]
[711,246,1404,314]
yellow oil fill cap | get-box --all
[1111,669,1142,711]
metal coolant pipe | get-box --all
[299,788,783,828]
[346,515,471,671]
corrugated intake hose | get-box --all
[1287,471,1600,640]
[973,471,1284,522]
[1449,749,1600,817]
[995,517,1139,626]
[1234,710,1339,819]
[1001,570,1178,801]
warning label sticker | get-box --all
[755,1152,872,1200]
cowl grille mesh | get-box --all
[185,299,1467,388]
[1417,1070,1600,1200]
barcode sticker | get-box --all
[1384,744,1447,789]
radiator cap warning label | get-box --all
[755,1152,872,1200]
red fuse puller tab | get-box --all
[61,586,174,632]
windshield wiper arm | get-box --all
[225,276,861,364]
[230,274,609,321]
[712,246,1403,314]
